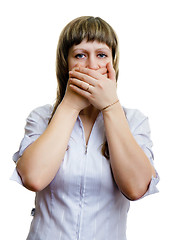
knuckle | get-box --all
[82,82,86,89]
[97,82,103,89]
[81,75,86,81]
[80,82,84,88]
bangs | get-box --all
[64,16,117,52]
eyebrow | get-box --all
[71,48,111,53]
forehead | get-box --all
[70,39,111,52]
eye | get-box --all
[75,53,86,59]
[98,53,108,58]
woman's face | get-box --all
[68,39,113,71]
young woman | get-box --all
[11,16,159,240]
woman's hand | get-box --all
[62,67,91,112]
[68,62,118,110]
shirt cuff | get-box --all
[138,170,160,200]
[10,168,24,186]
[12,135,38,163]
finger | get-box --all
[69,70,96,86]
[69,84,91,98]
[73,66,107,75]
[69,78,93,92]
[107,62,116,81]
[96,67,107,75]
[74,67,105,81]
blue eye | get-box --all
[98,53,107,58]
[75,54,85,59]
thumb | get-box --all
[107,62,116,81]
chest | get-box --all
[49,116,118,197]
[80,117,95,146]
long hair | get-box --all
[50,16,120,159]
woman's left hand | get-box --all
[68,62,118,110]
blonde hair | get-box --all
[51,16,120,159]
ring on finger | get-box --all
[86,84,90,91]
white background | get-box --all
[0,0,184,239]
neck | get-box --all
[80,105,100,119]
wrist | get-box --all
[101,99,119,112]
[58,99,81,115]
[102,100,123,118]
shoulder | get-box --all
[122,106,147,122]
[122,106,148,132]
[27,104,53,125]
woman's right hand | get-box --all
[62,68,91,112]
[62,66,107,112]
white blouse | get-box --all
[11,104,159,240]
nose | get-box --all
[86,55,99,70]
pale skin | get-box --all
[16,39,156,200]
